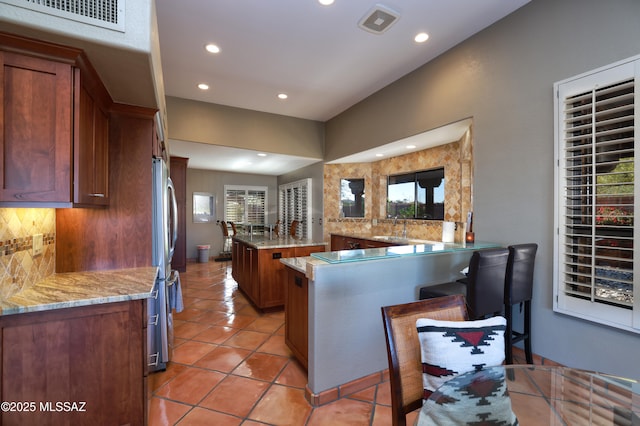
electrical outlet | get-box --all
[33,233,43,256]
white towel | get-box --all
[168,271,184,313]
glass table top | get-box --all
[417,365,639,425]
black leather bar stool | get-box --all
[504,243,538,365]
[419,248,509,320]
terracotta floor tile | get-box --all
[348,385,377,403]
[219,314,258,329]
[173,307,206,321]
[199,375,270,418]
[191,299,230,310]
[248,384,312,425]
[149,363,189,392]
[148,397,191,426]
[233,352,289,382]
[235,303,260,317]
[223,330,270,350]
[371,404,393,426]
[275,360,308,388]
[194,345,252,373]
[256,334,291,357]
[374,381,391,406]
[176,407,242,426]
[192,310,230,325]
[155,367,226,405]
[191,325,239,344]
[306,397,373,426]
[173,321,212,340]
[171,340,217,365]
[244,316,284,333]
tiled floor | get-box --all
[148,260,533,425]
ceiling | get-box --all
[155,0,529,174]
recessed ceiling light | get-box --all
[204,43,220,53]
[414,32,429,43]
[406,144,417,149]
[318,0,334,5]
[257,153,267,157]
[198,83,209,90]
[277,93,288,100]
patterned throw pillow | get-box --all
[416,367,518,426]
[416,316,506,398]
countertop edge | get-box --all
[0,266,158,316]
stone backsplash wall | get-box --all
[0,209,56,300]
[323,130,473,244]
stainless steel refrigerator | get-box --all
[149,155,179,372]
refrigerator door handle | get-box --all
[168,176,178,262]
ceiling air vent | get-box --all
[358,4,399,34]
[1,0,125,32]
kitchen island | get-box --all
[0,267,157,425]
[281,241,500,405]
[231,235,327,310]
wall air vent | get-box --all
[1,0,125,32]
[358,4,399,34]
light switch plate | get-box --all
[33,233,43,256]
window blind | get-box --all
[278,179,311,238]
[224,186,267,227]
[561,79,634,308]
[554,55,639,332]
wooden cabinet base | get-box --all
[285,267,308,369]
[232,240,325,310]
[0,300,147,425]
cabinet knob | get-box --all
[294,276,303,287]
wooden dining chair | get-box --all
[289,220,299,237]
[381,294,468,426]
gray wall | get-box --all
[277,161,325,241]
[323,0,640,380]
[184,168,278,259]
[167,96,324,158]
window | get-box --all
[340,178,365,218]
[279,178,311,238]
[224,185,267,226]
[554,55,639,332]
[387,168,445,220]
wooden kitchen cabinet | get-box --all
[257,247,295,308]
[330,234,394,250]
[170,156,189,272]
[285,266,308,369]
[0,300,147,425]
[0,34,112,207]
[232,238,325,310]
[73,66,110,206]
[0,50,73,203]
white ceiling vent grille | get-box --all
[1,0,125,32]
[358,4,399,34]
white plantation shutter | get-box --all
[279,179,311,238]
[554,55,639,332]
[224,186,267,226]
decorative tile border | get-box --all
[0,233,55,257]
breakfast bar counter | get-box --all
[280,241,501,401]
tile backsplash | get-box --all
[0,208,55,300]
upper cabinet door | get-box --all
[0,51,73,203]
[74,71,109,206]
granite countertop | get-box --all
[232,235,328,249]
[280,256,327,274]
[0,266,158,316]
